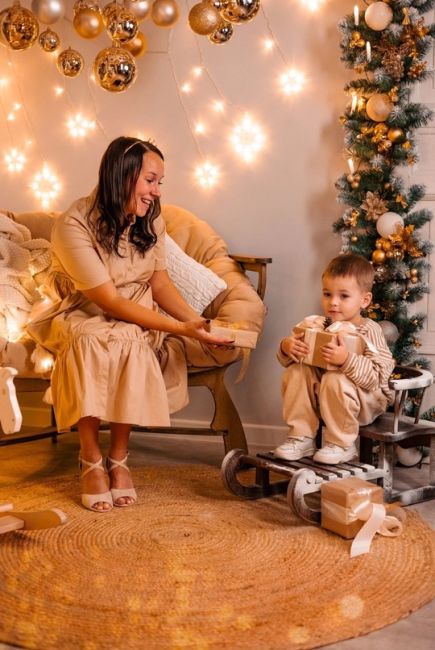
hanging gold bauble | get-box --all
[107,9,138,43]
[366,94,393,122]
[220,0,260,24]
[124,0,152,23]
[38,27,60,52]
[93,44,137,92]
[102,1,119,25]
[151,0,180,28]
[209,20,233,44]
[387,127,406,143]
[74,8,104,39]
[372,249,386,264]
[212,0,229,9]
[1,4,39,51]
[73,0,101,14]
[0,9,9,47]
[123,30,147,58]
[188,2,222,36]
[57,47,84,77]
[31,0,65,25]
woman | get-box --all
[27,137,229,513]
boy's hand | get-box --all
[280,332,309,363]
[321,334,349,367]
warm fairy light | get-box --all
[5,149,26,173]
[67,113,96,139]
[13,102,21,111]
[0,78,10,88]
[30,164,61,209]
[263,38,274,52]
[181,82,192,94]
[229,113,266,164]
[5,313,22,342]
[212,100,225,113]
[54,86,64,96]
[279,68,306,95]
[195,161,220,189]
[192,66,203,77]
[195,121,206,134]
[7,112,16,121]
[39,355,54,371]
[300,0,325,10]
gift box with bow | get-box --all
[293,314,365,370]
[320,476,404,557]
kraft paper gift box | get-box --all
[320,477,384,539]
[293,315,364,371]
[207,319,259,349]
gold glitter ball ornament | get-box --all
[74,8,104,38]
[93,45,137,92]
[151,0,180,28]
[102,1,119,25]
[57,46,84,77]
[38,27,60,52]
[107,8,138,43]
[209,20,233,43]
[1,3,39,51]
[220,0,260,24]
[188,2,222,36]
[73,0,101,14]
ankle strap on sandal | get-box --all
[106,453,131,474]
[79,456,105,478]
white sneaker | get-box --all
[273,437,317,461]
[313,442,358,465]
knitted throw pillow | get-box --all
[165,234,227,314]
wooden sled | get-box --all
[0,503,68,534]
[221,449,384,525]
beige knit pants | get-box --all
[282,363,389,448]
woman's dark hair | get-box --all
[88,136,164,256]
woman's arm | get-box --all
[82,280,231,344]
[149,269,199,321]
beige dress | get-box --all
[27,195,182,430]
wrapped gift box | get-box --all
[293,315,364,370]
[320,477,384,539]
[207,319,258,349]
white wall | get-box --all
[4,1,425,445]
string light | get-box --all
[194,121,206,135]
[7,112,16,121]
[300,0,325,11]
[66,113,96,139]
[263,38,274,52]
[229,113,266,164]
[0,78,10,88]
[279,68,306,95]
[5,149,26,173]
[212,100,225,113]
[181,82,192,94]
[30,164,61,209]
[192,66,203,78]
[195,161,220,189]
[54,86,64,96]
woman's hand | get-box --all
[321,334,349,367]
[181,319,234,347]
[280,332,309,363]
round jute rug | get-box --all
[0,465,434,650]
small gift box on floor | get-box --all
[293,315,365,371]
[207,319,258,349]
[320,477,404,557]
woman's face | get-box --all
[127,151,164,217]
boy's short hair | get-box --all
[322,254,374,292]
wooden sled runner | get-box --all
[0,503,68,535]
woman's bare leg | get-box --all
[108,423,135,506]
[78,416,111,512]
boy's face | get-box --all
[321,274,372,325]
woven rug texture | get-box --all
[0,465,434,650]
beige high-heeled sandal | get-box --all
[106,453,137,507]
[79,456,113,513]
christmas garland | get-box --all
[335,0,435,395]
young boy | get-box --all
[274,254,395,465]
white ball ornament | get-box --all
[31,0,65,25]
[364,2,393,32]
[378,321,399,345]
[376,212,404,238]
